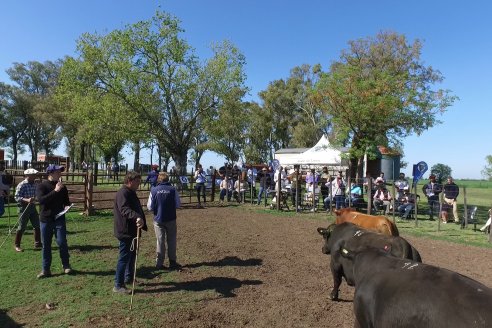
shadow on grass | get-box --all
[0,309,23,328]
[66,230,90,235]
[138,266,162,280]
[184,256,263,269]
[69,244,116,252]
[139,276,262,297]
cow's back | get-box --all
[352,251,492,327]
[350,214,399,236]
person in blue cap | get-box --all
[35,164,72,278]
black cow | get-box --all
[340,247,492,327]
[317,222,421,300]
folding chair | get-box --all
[461,206,478,230]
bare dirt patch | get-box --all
[144,205,492,327]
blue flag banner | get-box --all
[412,161,428,186]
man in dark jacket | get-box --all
[422,174,442,221]
[113,171,148,294]
[36,164,72,278]
[443,176,460,223]
[147,172,182,271]
[256,167,271,205]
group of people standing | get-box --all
[113,170,182,294]
[8,164,73,279]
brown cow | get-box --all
[334,208,399,236]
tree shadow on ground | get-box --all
[0,309,24,327]
[139,276,262,297]
[184,256,262,269]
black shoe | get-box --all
[169,261,183,271]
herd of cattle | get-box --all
[317,208,492,327]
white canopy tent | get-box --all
[274,135,348,169]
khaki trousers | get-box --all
[153,220,177,267]
[443,197,459,221]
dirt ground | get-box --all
[147,205,492,328]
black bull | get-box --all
[340,248,492,327]
[317,222,422,301]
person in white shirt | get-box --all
[194,164,207,208]
[373,183,393,215]
[331,171,346,209]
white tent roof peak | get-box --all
[274,135,347,167]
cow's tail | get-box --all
[411,246,422,262]
[389,221,399,236]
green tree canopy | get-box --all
[316,31,457,179]
[59,11,247,174]
[481,155,492,181]
[430,163,452,182]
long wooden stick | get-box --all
[130,227,141,310]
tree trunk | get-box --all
[171,148,188,175]
[80,142,86,163]
[132,141,140,171]
[11,137,18,162]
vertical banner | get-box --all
[412,161,428,187]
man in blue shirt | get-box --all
[144,164,159,189]
[147,172,182,271]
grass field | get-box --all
[0,212,190,327]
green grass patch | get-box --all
[0,212,208,327]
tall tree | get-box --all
[0,83,27,161]
[204,87,247,164]
[243,101,271,164]
[316,31,457,180]
[481,155,492,181]
[430,163,452,182]
[6,61,64,160]
[61,11,246,174]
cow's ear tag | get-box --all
[341,248,349,255]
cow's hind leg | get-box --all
[330,264,342,300]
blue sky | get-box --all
[1,0,491,179]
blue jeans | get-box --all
[115,238,136,288]
[0,196,4,217]
[40,218,70,272]
[257,187,266,204]
[334,195,345,210]
[219,189,232,201]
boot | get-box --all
[14,231,23,252]
[34,228,42,249]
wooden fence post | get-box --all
[85,172,95,216]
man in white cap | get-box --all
[35,164,72,278]
[14,168,41,252]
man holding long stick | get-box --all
[113,171,147,294]
[14,168,42,252]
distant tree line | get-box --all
[0,11,456,176]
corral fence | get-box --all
[1,166,252,215]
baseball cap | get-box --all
[24,168,38,175]
[46,164,65,174]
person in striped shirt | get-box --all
[14,168,42,252]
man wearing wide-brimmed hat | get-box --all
[35,164,72,278]
[14,168,41,252]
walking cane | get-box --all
[130,227,141,310]
[6,189,11,231]
[0,202,32,250]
